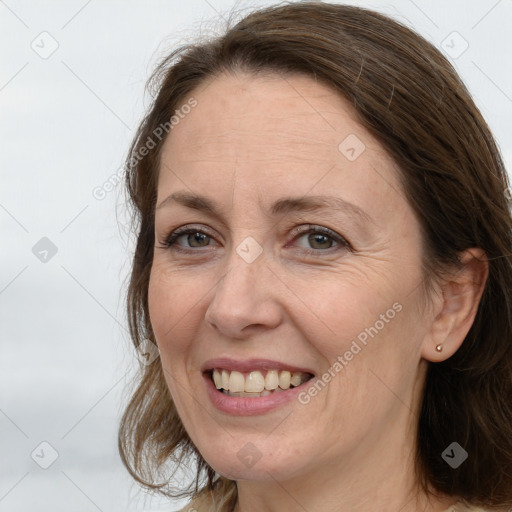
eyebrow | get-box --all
[156,191,374,226]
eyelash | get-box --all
[160,224,352,255]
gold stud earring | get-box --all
[435,344,443,352]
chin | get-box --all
[194,431,315,483]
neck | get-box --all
[233,458,458,512]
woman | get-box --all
[118,2,512,511]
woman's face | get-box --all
[149,72,434,482]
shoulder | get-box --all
[176,491,215,512]
[174,481,236,512]
[176,502,201,512]
[176,500,204,512]
[444,500,508,512]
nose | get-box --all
[204,248,283,339]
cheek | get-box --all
[285,267,397,356]
[147,263,205,354]
[287,267,421,402]
[147,265,207,415]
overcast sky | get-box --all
[1,1,511,511]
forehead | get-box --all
[157,71,405,224]
[163,72,363,161]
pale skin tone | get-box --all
[148,71,488,512]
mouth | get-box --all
[206,368,315,398]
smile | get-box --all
[202,358,316,415]
[210,368,313,397]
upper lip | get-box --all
[202,357,315,375]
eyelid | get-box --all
[159,223,352,253]
[287,224,352,252]
[161,224,219,248]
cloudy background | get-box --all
[1,0,511,510]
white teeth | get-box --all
[278,370,291,390]
[213,370,222,389]
[211,368,310,395]
[229,371,245,393]
[221,369,229,390]
[264,370,279,390]
[290,373,302,387]
[245,371,265,393]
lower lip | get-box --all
[203,373,310,416]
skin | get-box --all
[148,71,488,512]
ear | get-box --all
[421,248,489,362]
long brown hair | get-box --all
[118,2,512,510]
